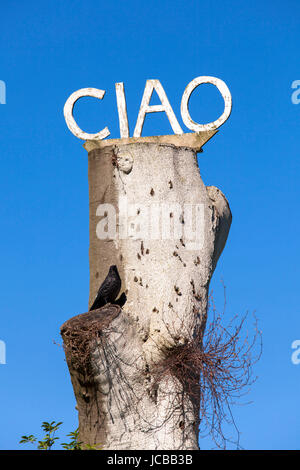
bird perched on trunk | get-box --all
[89,265,122,311]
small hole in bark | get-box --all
[111,153,119,167]
[174,285,182,296]
[150,188,155,196]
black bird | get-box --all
[89,265,122,311]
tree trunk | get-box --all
[60,137,231,450]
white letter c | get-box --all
[63,88,110,140]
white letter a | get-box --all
[134,79,183,137]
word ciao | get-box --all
[63,76,232,141]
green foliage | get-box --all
[61,428,82,450]
[19,421,101,450]
[19,435,36,445]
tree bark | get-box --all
[60,140,231,450]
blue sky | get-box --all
[0,0,299,450]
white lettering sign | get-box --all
[63,88,110,141]
[63,77,232,141]
[133,79,183,137]
[181,76,231,131]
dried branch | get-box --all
[151,286,262,449]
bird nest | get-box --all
[60,304,121,371]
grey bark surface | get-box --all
[61,142,231,450]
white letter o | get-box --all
[181,76,232,132]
